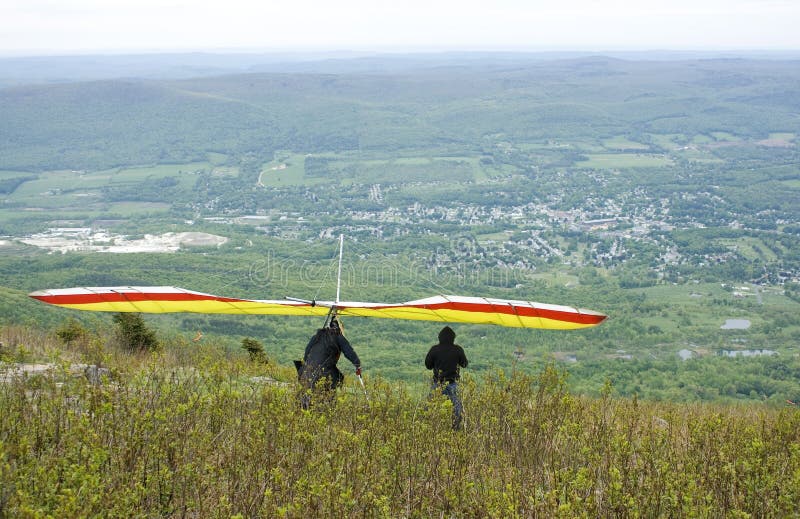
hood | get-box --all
[438,326,456,345]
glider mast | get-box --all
[336,234,344,305]
[283,234,345,328]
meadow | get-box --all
[0,162,206,224]
[576,154,672,169]
[2,325,800,517]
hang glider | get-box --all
[28,285,606,330]
[28,237,606,330]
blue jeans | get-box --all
[433,381,463,430]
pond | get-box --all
[720,319,751,330]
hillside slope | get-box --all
[1,327,799,516]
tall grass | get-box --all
[2,326,799,517]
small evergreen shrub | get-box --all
[242,337,268,364]
[55,318,87,345]
[112,313,159,352]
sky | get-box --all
[1,0,799,55]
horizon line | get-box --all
[2,46,800,59]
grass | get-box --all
[105,202,172,216]
[476,231,510,243]
[6,163,206,207]
[601,136,650,150]
[648,134,685,150]
[710,132,742,142]
[262,153,491,186]
[691,134,715,145]
[0,162,202,222]
[259,154,316,187]
[111,163,207,183]
[576,154,672,169]
[634,283,729,304]
[530,271,581,287]
[624,282,800,347]
[718,236,779,262]
[1,325,799,517]
[210,166,239,178]
[631,283,756,332]
[207,152,229,165]
[672,147,725,163]
[339,156,481,184]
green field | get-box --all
[8,163,205,204]
[112,163,206,182]
[628,281,799,340]
[259,153,496,186]
[206,151,229,165]
[631,283,750,333]
[719,236,780,262]
[577,153,672,169]
[691,134,715,145]
[672,146,725,163]
[710,132,742,142]
[0,163,205,222]
[259,154,313,187]
[648,133,686,150]
[602,136,650,150]
[105,201,172,215]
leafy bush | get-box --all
[112,313,159,352]
[55,318,88,345]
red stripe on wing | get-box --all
[366,300,606,325]
[31,291,245,305]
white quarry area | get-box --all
[19,228,228,253]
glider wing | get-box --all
[29,286,606,330]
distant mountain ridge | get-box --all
[1,54,798,171]
[2,49,800,85]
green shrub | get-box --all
[55,318,87,345]
[112,313,159,353]
[2,329,800,517]
[241,337,267,364]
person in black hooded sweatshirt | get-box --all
[425,326,468,430]
[296,317,361,409]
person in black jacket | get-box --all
[296,317,361,409]
[425,325,468,430]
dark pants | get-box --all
[299,365,343,410]
[433,381,464,430]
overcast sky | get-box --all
[1,0,798,55]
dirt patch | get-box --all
[18,230,228,253]
[177,232,228,247]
